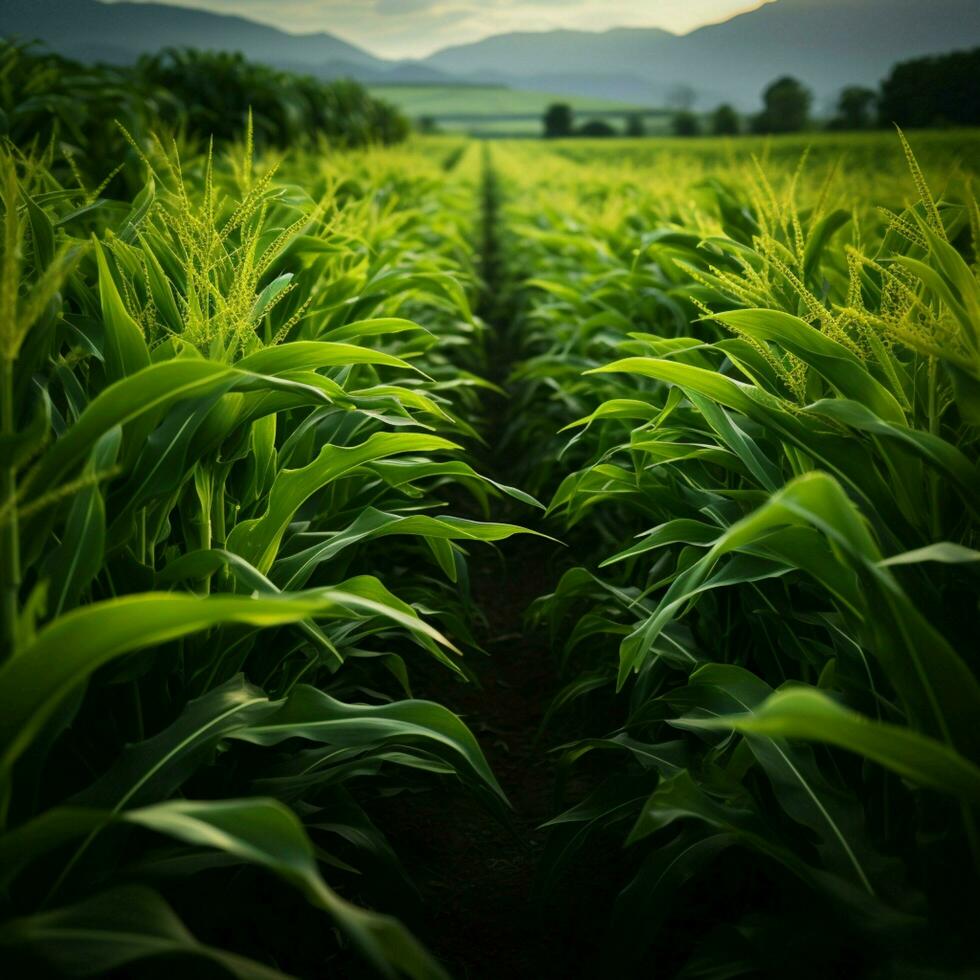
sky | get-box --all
[106,1,771,59]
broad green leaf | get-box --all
[0,589,454,779]
[93,239,150,382]
[687,687,980,807]
[275,507,539,590]
[226,432,460,572]
[233,684,505,802]
[237,340,423,377]
[669,664,880,894]
[125,799,448,980]
[805,397,980,510]
[0,886,293,979]
[713,309,905,423]
[619,473,980,765]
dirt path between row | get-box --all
[369,146,614,979]
[380,536,571,979]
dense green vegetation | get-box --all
[1,55,978,979]
[880,47,980,129]
[0,42,408,181]
[749,48,980,135]
[0,119,537,976]
[497,131,980,975]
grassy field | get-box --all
[367,83,655,135]
[367,84,642,118]
[545,128,980,175]
[2,120,979,979]
[425,114,677,137]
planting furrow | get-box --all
[369,144,587,980]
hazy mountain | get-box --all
[425,0,980,108]
[1,0,384,72]
[3,0,978,111]
[425,26,676,78]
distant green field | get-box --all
[370,85,638,135]
[541,129,980,175]
[424,115,676,138]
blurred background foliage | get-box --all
[0,41,409,185]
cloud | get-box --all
[104,1,767,58]
[375,0,444,13]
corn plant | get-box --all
[4,53,980,978]
[0,129,538,978]
[502,133,980,977]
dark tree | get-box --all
[752,76,812,133]
[132,48,410,148]
[711,104,740,135]
[626,113,646,137]
[830,86,877,130]
[672,110,701,137]
[578,119,617,138]
[667,84,698,111]
[543,102,573,138]
[417,115,439,134]
[878,48,980,128]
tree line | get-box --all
[0,41,409,183]
[543,46,980,138]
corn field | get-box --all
[1,121,979,978]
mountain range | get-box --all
[3,0,979,111]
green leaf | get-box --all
[0,589,454,780]
[42,426,119,616]
[0,386,51,470]
[687,687,980,806]
[276,507,540,590]
[25,358,338,513]
[880,542,980,567]
[233,684,506,802]
[226,432,460,573]
[93,239,150,382]
[669,665,880,894]
[73,675,272,808]
[25,192,55,270]
[803,209,850,281]
[619,472,980,766]
[125,799,449,980]
[236,340,423,378]
[805,398,980,511]
[0,885,294,979]
[713,309,905,423]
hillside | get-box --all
[4,0,978,110]
[424,0,980,108]
[1,0,384,72]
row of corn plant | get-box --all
[497,133,980,977]
[0,124,537,979]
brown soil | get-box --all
[365,151,620,980]
[374,536,572,979]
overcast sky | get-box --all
[107,1,771,58]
